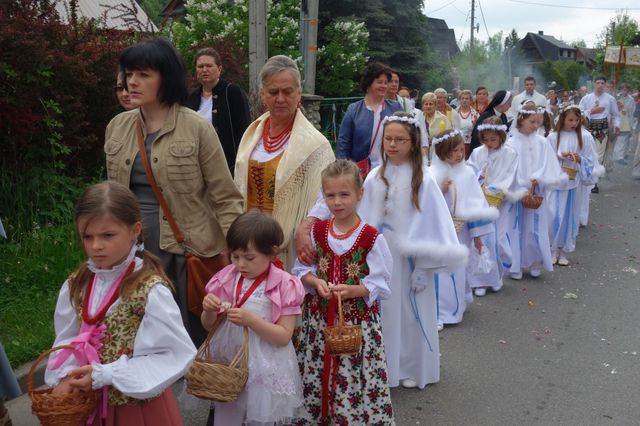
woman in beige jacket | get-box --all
[105,37,243,345]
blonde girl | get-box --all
[45,181,195,426]
[359,111,467,389]
[505,103,567,279]
[546,106,602,266]
[202,210,305,425]
[293,159,394,425]
[429,129,498,326]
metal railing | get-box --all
[319,97,363,147]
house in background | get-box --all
[515,31,577,76]
[576,47,597,71]
[426,17,460,61]
[55,0,157,31]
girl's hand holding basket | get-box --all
[66,365,93,392]
[226,308,258,327]
[203,294,223,313]
[331,283,369,301]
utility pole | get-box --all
[249,0,267,94]
[470,0,476,51]
[300,0,319,94]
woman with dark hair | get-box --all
[336,62,403,177]
[469,90,513,152]
[186,48,251,173]
[104,37,244,346]
[471,86,490,113]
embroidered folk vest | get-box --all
[247,151,284,214]
[75,275,167,405]
[311,220,380,323]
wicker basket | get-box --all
[482,187,504,208]
[522,182,543,209]
[450,182,465,233]
[324,292,362,356]
[185,315,249,402]
[29,345,98,426]
[561,154,578,180]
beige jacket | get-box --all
[105,104,243,257]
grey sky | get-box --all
[423,0,640,47]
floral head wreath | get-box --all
[431,129,463,145]
[537,106,547,114]
[562,103,581,114]
[518,106,542,115]
[382,114,420,128]
[476,123,507,132]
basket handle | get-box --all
[28,345,74,394]
[198,313,249,368]
[336,291,345,330]
[450,181,458,216]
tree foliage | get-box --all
[595,12,640,87]
[537,60,589,92]
[171,0,369,96]
[453,32,512,92]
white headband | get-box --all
[518,107,541,115]
[477,123,507,132]
[431,129,463,145]
[562,104,581,113]
[382,114,420,128]
[498,91,512,106]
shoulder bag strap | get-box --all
[135,119,186,246]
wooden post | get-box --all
[300,0,319,94]
[249,0,268,94]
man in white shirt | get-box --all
[509,76,547,118]
[579,76,621,192]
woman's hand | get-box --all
[67,365,93,392]
[331,284,369,301]
[226,308,257,328]
[203,294,222,313]
[474,237,484,254]
[295,217,317,265]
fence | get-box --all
[318,96,362,147]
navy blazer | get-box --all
[336,99,403,162]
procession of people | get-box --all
[27,35,640,426]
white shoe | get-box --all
[437,320,444,331]
[510,271,523,280]
[530,266,541,277]
[557,256,569,266]
[401,378,418,388]
[474,287,487,297]
[551,254,558,265]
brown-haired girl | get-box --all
[468,116,522,295]
[45,181,196,425]
[545,105,602,266]
[292,159,394,424]
[429,129,498,326]
[202,210,305,424]
[359,112,467,390]
[505,103,567,280]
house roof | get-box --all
[517,32,576,63]
[55,0,157,31]
[160,0,186,18]
[426,17,460,60]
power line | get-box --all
[477,0,491,40]
[508,0,640,10]
[426,0,458,14]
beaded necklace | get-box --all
[329,216,361,240]
[262,117,294,153]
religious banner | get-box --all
[604,46,624,64]
[625,47,640,68]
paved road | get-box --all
[7,161,640,426]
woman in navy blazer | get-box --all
[336,62,403,172]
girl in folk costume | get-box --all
[429,130,498,326]
[292,159,394,425]
[45,181,196,426]
[202,210,305,426]
[546,106,603,266]
[505,103,568,280]
[359,112,468,389]
[467,117,524,294]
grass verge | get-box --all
[0,222,84,367]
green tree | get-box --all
[538,60,589,92]
[595,12,640,86]
[453,32,512,92]
[504,29,520,49]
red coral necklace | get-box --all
[262,117,294,153]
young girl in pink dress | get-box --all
[293,159,394,425]
[202,210,305,425]
[45,181,196,426]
